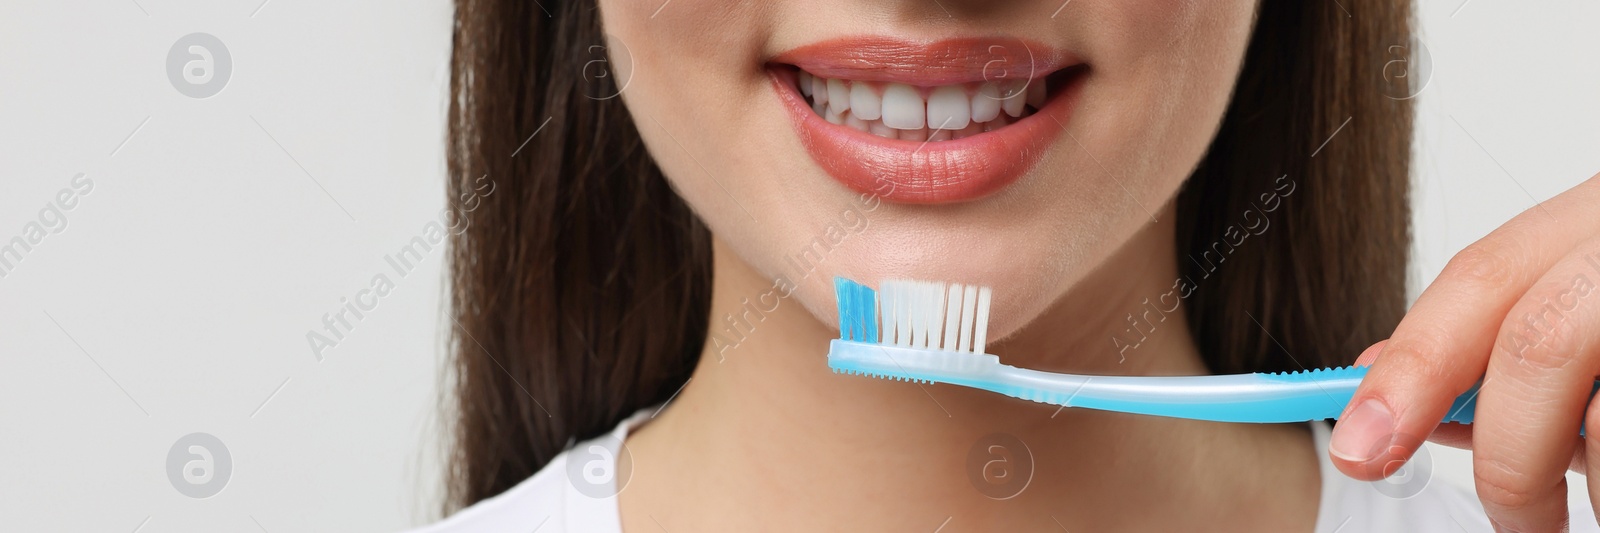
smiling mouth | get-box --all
[770,36,1087,204]
[790,68,1073,142]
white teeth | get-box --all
[799,70,1047,141]
[972,82,1001,123]
[954,120,984,140]
[1026,79,1047,109]
[844,112,868,133]
[1002,81,1026,118]
[827,78,850,114]
[868,120,896,138]
[881,83,925,130]
[984,114,1011,132]
[926,85,971,131]
[849,83,881,121]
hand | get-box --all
[1330,171,1600,531]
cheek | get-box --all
[1073,0,1258,199]
[599,0,787,218]
[599,1,859,299]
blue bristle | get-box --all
[858,281,878,342]
[833,277,878,342]
[835,278,851,340]
[839,279,854,341]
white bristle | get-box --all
[867,279,991,355]
[913,281,929,348]
[878,282,895,344]
[876,284,889,342]
[895,282,912,346]
[958,285,978,352]
[941,284,962,350]
[928,281,947,349]
[911,282,926,347]
[973,286,992,354]
[881,281,896,345]
[918,281,939,348]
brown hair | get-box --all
[442,0,1414,513]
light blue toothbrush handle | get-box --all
[985,365,1376,423]
[823,340,1596,428]
[1257,366,1477,425]
[988,364,1481,425]
[1004,365,1592,428]
[1442,381,1481,426]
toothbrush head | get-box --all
[832,276,993,352]
[829,277,1002,384]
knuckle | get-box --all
[1496,285,1587,371]
[1474,456,1542,511]
[1517,327,1583,372]
[1377,331,1452,378]
[1443,242,1525,290]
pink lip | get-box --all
[770,37,1087,204]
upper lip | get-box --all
[770,36,1080,86]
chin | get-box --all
[736,188,1129,349]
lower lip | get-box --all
[770,67,1086,204]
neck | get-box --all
[622,203,1319,532]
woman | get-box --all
[421,0,1600,531]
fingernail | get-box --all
[1329,398,1395,462]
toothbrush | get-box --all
[828,277,1484,425]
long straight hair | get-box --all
[443,0,1413,513]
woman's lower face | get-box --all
[600,0,1259,344]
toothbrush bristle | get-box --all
[833,277,992,354]
[833,277,878,342]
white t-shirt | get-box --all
[406,410,1585,533]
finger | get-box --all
[1425,396,1593,473]
[1358,340,1476,450]
[1588,400,1600,522]
[1489,479,1569,533]
[1352,339,1388,367]
[1428,423,1473,450]
[1359,341,1479,450]
[1472,237,1600,532]
[1425,398,1592,474]
[1329,175,1600,482]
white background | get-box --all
[1,0,1596,531]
